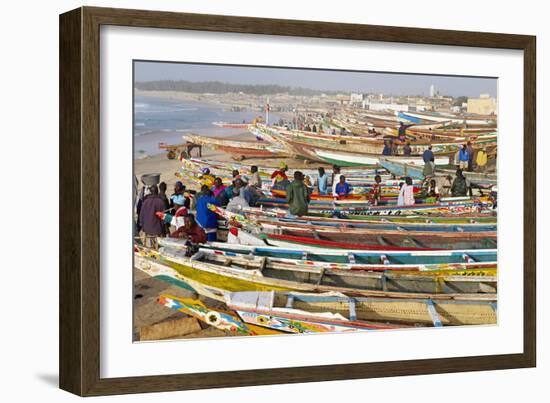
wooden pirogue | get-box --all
[250,215,496,232]
[190,244,497,274]
[226,291,497,328]
[242,206,497,224]
[136,248,497,298]
[159,293,405,334]
[255,197,493,215]
[182,134,288,159]
[258,221,496,249]
[188,241,498,265]
[134,254,496,326]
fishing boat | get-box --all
[251,215,496,232]
[156,238,498,272]
[158,294,255,335]
[182,134,288,159]
[212,121,250,129]
[311,149,451,167]
[380,158,498,186]
[226,291,497,327]
[242,206,497,225]
[255,220,496,250]
[225,291,410,333]
[168,240,498,265]
[255,197,493,216]
[136,249,497,300]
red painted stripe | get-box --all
[268,233,436,251]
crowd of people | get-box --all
[135,142,489,249]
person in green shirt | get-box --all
[286,171,310,217]
[451,168,468,197]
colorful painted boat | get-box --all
[135,250,497,300]
[225,291,409,333]
[158,294,254,335]
[255,197,493,216]
[157,239,498,273]
[312,149,451,167]
[226,290,497,328]
[212,121,250,129]
[380,158,498,186]
[259,223,496,250]
[242,206,497,224]
[182,134,288,159]
[174,240,498,265]
[251,215,496,233]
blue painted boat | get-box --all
[197,242,497,265]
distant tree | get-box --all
[453,96,468,106]
[134,80,339,96]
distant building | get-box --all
[467,94,497,115]
[350,93,364,103]
[366,102,409,112]
[429,84,436,97]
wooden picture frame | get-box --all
[59,6,536,396]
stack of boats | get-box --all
[136,109,497,336]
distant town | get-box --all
[135,80,497,117]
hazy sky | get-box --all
[135,61,497,97]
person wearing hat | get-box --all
[199,168,216,188]
[271,162,289,190]
[170,181,190,212]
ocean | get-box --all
[134,95,280,156]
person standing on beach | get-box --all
[271,163,290,190]
[331,165,343,196]
[335,175,352,197]
[249,165,262,189]
[316,167,328,195]
[199,168,216,187]
[397,177,415,206]
[398,122,412,142]
[466,141,475,172]
[286,171,310,217]
[139,185,166,249]
[170,181,190,211]
[451,169,468,197]
[403,142,412,156]
[158,182,170,210]
[426,179,440,203]
[211,177,227,198]
[458,144,470,170]
[382,140,392,156]
[422,146,434,163]
[195,186,220,242]
[372,174,382,206]
[476,148,488,173]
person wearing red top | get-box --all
[170,214,207,244]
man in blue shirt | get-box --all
[458,144,470,170]
[335,175,352,197]
[195,185,220,242]
[422,146,434,163]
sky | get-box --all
[134,61,497,98]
